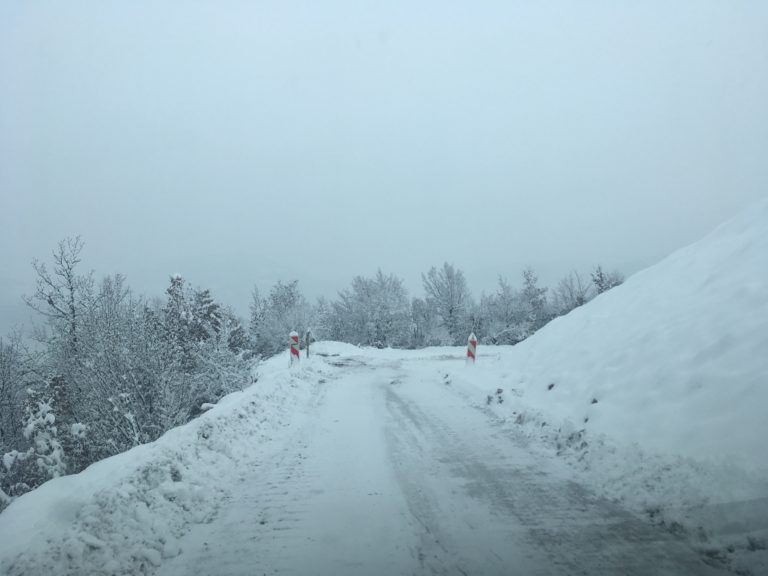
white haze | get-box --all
[1,1,767,333]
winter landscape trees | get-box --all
[0,240,623,512]
[1,241,252,508]
[422,263,473,345]
[250,280,310,358]
[326,270,411,348]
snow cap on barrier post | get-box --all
[467,332,477,364]
[290,331,300,365]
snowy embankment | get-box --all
[0,351,338,575]
[503,199,768,473]
[444,199,768,570]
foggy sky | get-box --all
[2,1,767,334]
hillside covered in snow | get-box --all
[493,197,768,473]
[448,199,768,573]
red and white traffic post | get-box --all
[467,332,477,364]
[290,331,300,365]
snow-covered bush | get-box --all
[250,280,310,358]
[328,270,412,348]
[1,241,255,510]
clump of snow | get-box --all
[70,423,88,439]
[22,400,55,440]
[2,451,18,472]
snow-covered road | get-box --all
[6,202,768,575]
[156,352,725,576]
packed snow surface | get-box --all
[0,200,767,575]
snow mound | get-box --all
[0,354,327,576]
[508,198,768,473]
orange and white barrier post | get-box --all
[467,332,477,364]
[290,331,300,365]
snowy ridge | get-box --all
[0,354,327,576]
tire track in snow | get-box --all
[385,376,728,576]
[157,352,729,576]
[157,357,419,576]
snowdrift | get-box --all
[503,198,768,474]
[0,352,331,575]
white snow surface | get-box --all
[505,197,768,474]
[0,201,767,574]
[0,354,323,575]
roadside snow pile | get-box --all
[506,199,768,474]
[454,199,768,573]
[504,198,768,473]
[0,354,325,576]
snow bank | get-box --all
[504,198,768,474]
[0,355,326,576]
[440,199,768,573]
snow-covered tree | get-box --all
[552,270,595,316]
[331,270,411,347]
[409,297,440,348]
[251,281,310,357]
[519,267,550,336]
[22,237,95,430]
[222,308,250,354]
[74,277,161,459]
[309,297,333,342]
[422,263,473,345]
[3,241,255,507]
[592,265,624,294]
[248,286,264,343]
[21,378,68,483]
[0,333,27,455]
[190,289,223,342]
[24,237,94,357]
[480,277,527,344]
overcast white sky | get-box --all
[1,1,767,333]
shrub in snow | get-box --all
[69,422,88,439]
[22,389,66,483]
[591,264,624,294]
[0,449,37,512]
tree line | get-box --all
[0,237,622,510]
[249,262,622,353]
